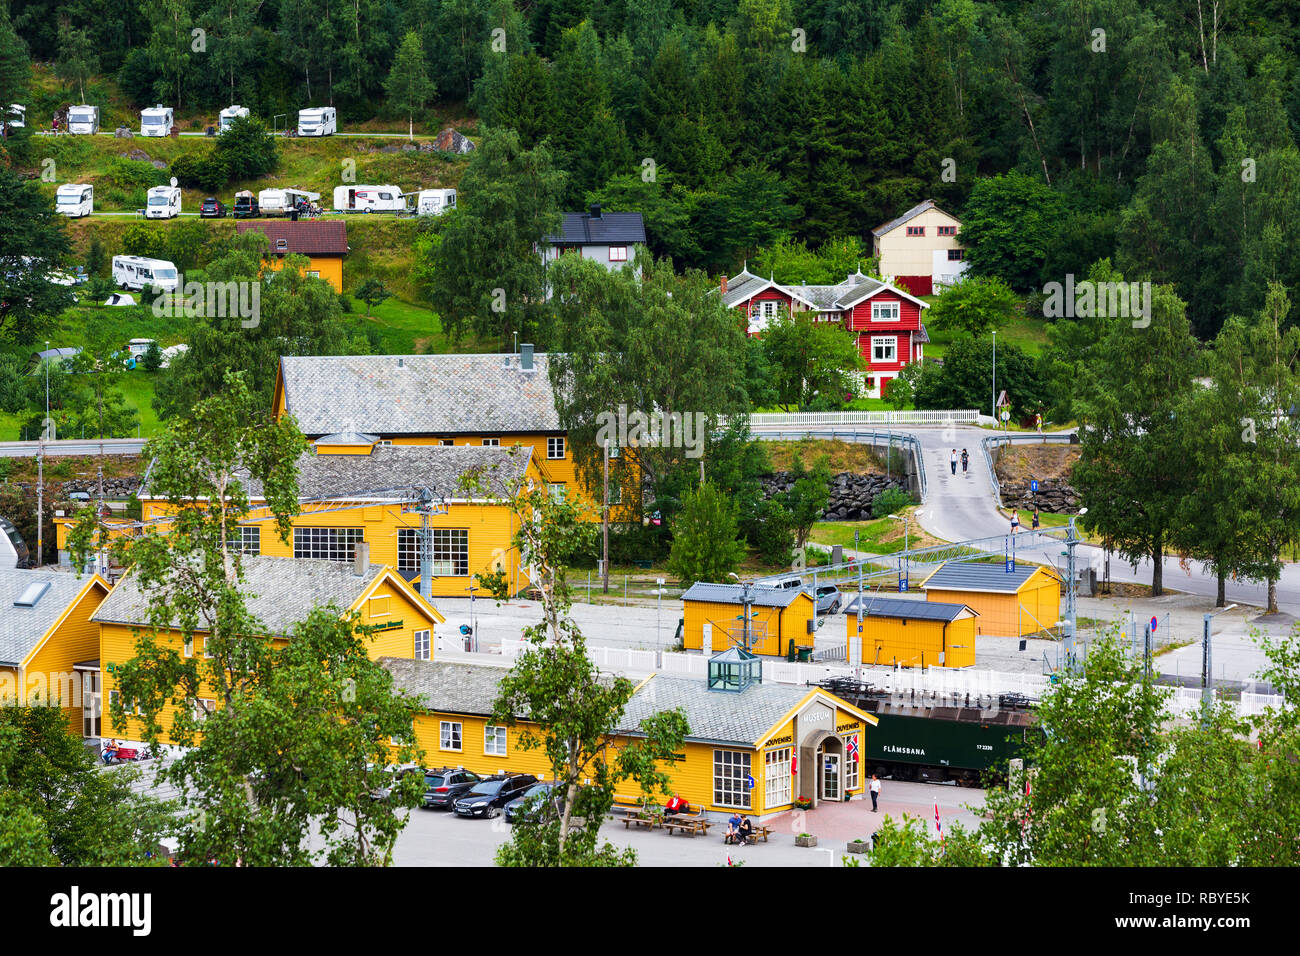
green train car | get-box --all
[816,678,1040,786]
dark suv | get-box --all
[422,768,483,810]
[453,773,538,818]
[199,197,227,218]
[232,194,259,218]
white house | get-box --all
[871,199,969,296]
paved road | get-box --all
[0,437,146,458]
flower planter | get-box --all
[795,834,818,848]
[847,840,869,855]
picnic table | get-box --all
[620,808,660,830]
[725,823,772,845]
[662,816,712,837]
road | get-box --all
[0,438,146,458]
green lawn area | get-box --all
[922,302,1050,361]
[808,507,940,555]
[346,296,488,355]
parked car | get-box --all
[422,768,483,810]
[504,781,562,823]
[368,763,425,802]
[814,584,843,615]
[200,197,227,218]
[761,575,805,592]
[452,773,538,818]
[232,192,259,218]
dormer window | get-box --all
[275,238,288,251]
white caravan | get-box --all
[218,105,249,132]
[333,184,404,213]
[112,255,179,293]
[66,105,99,134]
[145,183,182,219]
[140,105,173,137]
[5,104,24,129]
[297,107,336,136]
[55,183,94,218]
[258,186,320,216]
[414,188,457,216]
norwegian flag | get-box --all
[934,800,944,843]
[846,734,860,763]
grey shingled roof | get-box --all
[719,269,776,308]
[682,582,807,609]
[547,211,646,246]
[922,562,1059,595]
[278,353,562,437]
[843,594,976,622]
[0,568,97,666]
[872,198,959,238]
[239,444,532,500]
[618,674,813,746]
[92,555,388,635]
[380,657,511,715]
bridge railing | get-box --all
[981,432,1075,507]
[0,438,147,458]
[747,409,979,428]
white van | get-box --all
[127,338,156,360]
[297,107,336,136]
[415,188,457,216]
[145,184,182,219]
[66,105,99,134]
[140,105,173,137]
[112,255,179,293]
[333,184,404,213]
[56,183,94,218]
[258,187,320,216]
[218,105,249,132]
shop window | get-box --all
[765,747,792,808]
[293,527,364,562]
[713,749,752,809]
[842,735,861,791]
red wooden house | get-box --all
[717,267,930,399]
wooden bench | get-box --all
[610,795,645,817]
[662,816,712,837]
[622,812,659,831]
[105,747,140,763]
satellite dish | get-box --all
[169,177,178,188]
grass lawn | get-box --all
[923,309,1050,361]
[808,508,946,555]
[346,295,492,355]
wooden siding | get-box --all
[682,592,815,657]
[847,610,976,668]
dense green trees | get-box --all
[666,479,747,585]
[0,166,75,343]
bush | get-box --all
[103,157,166,191]
[120,222,167,259]
[170,150,230,192]
[142,342,163,372]
[213,115,279,180]
[871,487,913,519]
[748,498,794,566]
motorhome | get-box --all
[55,183,93,218]
[333,185,404,213]
[218,105,249,132]
[258,187,320,216]
[112,255,179,293]
[4,104,24,130]
[66,105,99,134]
[297,107,336,136]
[140,105,174,137]
[145,183,182,219]
[414,188,457,216]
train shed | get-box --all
[681,583,815,657]
[919,562,1061,638]
[844,594,978,668]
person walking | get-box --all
[950,449,958,475]
[1032,506,1040,530]
[869,774,881,812]
[1035,412,1043,436]
[1011,511,1020,534]
[960,448,969,474]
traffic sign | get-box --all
[1150,616,1158,633]
[1030,479,1039,493]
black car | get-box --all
[452,773,538,818]
[422,768,483,810]
[199,197,227,218]
[232,194,259,218]
[504,781,562,823]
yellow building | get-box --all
[681,582,816,657]
[381,654,877,818]
[920,562,1062,638]
[236,220,347,292]
[844,593,978,668]
[93,553,444,744]
[0,568,110,735]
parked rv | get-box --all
[112,255,179,293]
[66,105,99,135]
[297,107,336,136]
[333,185,404,213]
[145,183,182,219]
[140,105,174,137]
[218,105,249,132]
[3,104,24,132]
[259,187,320,216]
[55,183,94,218]
[414,188,457,216]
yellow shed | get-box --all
[844,593,978,668]
[681,582,816,657]
[920,562,1062,638]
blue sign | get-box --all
[746,774,755,790]
[1150,616,1158,633]
[898,573,908,592]
[1030,480,1039,493]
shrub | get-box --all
[103,156,166,191]
[213,115,279,180]
[170,150,229,191]
[748,498,794,566]
[120,222,167,259]
[871,487,913,519]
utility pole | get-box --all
[1062,508,1087,670]
[36,450,43,568]
[991,330,997,419]
[602,442,610,593]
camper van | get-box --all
[140,105,174,137]
[145,184,182,219]
[112,255,179,293]
[258,187,320,216]
[297,107,336,136]
[218,105,249,132]
[415,188,457,216]
[66,104,99,135]
[55,183,93,218]
[333,185,404,213]
[4,104,24,131]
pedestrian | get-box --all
[1011,511,1020,534]
[960,448,969,473]
[1032,506,1040,530]
[869,774,881,812]
[1035,412,1043,435]
[950,449,957,475]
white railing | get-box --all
[660,652,708,677]
[748,410,979,428]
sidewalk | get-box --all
[762,779,987,844]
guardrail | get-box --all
[981,432,1076,507]
[750,428,927,501]
[748,409,979,428]
[0,438,147,458]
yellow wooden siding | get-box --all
[22,579,108,728]
[682,593,815,657]
[847,611,975,668]
[409,712,554,780]
[260,254,343,292]
[354,579,441,659]
[926,568,1061,637]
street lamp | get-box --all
[1202,603,1237,723]
[888,512,909,591]
[991,330,996,419]
[1061,507,1088,669]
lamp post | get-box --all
[888,512,909,591]
[991,330,996,420]
[1201,604,1237,723]
[1062,507,1088,670]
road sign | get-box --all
[1150,616,1158,633]
[1030,479,1039,493]
[1000,410,1010,422]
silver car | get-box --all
[814,585,842,615]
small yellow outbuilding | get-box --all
[681,582,816,657]
[920,561,1062,638]
[844,593,978,668]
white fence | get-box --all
[747,409,979,428]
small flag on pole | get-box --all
[846,734,860,763]
[934,800,944,843]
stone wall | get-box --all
[760,471,909,521]
[1000,476,1079,511]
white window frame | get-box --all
[183,635,194,658]
[484,724,508,756]
[765,746,792,809]
[481,438,500,446]
[440,720,462,752]
[231,525,260,555]
[547,436,566,459]
[293,527,365,562]
[761,300,780,320]
[369,595,391,617]
[414,629,431,661]
[430,529,469,576]
[192,697,216,721]
[871,301,900,322]
[842,734,861,792]
[548,483,567,503]
[713,749,752,809]
[608,246,628,262]
[871,337,898,364]
[203,636,213,659]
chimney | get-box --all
[353,541,370,576]
[589,202,601,220]
[520,343,534,370]
[720,274,728,295]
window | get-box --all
[607,476,622,506]
[414,629,430,661]
[192,698,216,721]
[713,749,752,809]
[439,439,454,446]
[431,529,469,576]
[482,438,500,446]
[369,595,390,617]
[440,721,462,751]
[609,246,628,262]
[937,225,957,237]
[947,249,966,261]
[379,440,393,447]
[871,301,900,322]
[398,529,420,575]
[843,735,860,791]
[231,526,260,555]
[548,483,567,503]
[203,636,213,659]
[765,747,792,808]
[484,725,508,756]
[307,271,320,279]
[293,527,365,562]
[183,635,194,658]
[761,300,780,319]
[275,238,288,251]
[905,225,924,236]
[871,337,898,363]
[547,436,566,459]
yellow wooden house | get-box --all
[844,593,978,668]
[920,562,1062,638]
[236,220,347,292]
[93,553,444,744]
[681,582,816,657]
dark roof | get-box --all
[871,199,961,238]
[236,220,348,255]
[843,594,976,622]
[681,582,808,609]
[547,211,646,246]
[921,562,1059,594]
